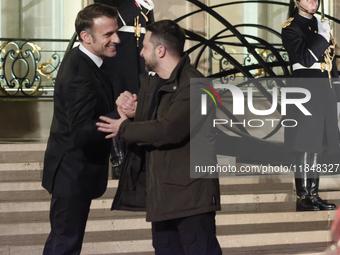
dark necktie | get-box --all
[100,62,107,71]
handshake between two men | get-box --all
[96,91,137,138]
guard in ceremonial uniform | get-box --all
[282,0,339,211]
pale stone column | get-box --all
[84,0,94,8]
[0,0,20,38]
[63,1,82,40]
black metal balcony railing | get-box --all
[180,0,340,163]
[0,38,71,97]
[1,0,340,163]
[2,1,339,98]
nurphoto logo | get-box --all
[196,79,312,128]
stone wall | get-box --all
[0,99,53,141]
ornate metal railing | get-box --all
[3,1,339,99]
[0,38,71,97]
[176,0,292,144]
[181,0,340,77]
[1,0,339,162]
[179,0,340,162]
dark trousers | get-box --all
[43,195,92,255]
[152,212,222,255]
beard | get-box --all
[145,52,158,72]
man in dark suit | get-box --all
[41,4,120,254]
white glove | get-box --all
[317,18,331,42]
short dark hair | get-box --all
[75,4,118,42]
[146,20,186,57]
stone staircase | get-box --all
[1,143,340,255]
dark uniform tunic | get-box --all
[282,13,340,154]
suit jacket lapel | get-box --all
[77,48,114,111]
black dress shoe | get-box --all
[313,195,336,210]
[296,195,320,211]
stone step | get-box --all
[0,246,329,255]
[0,162,43,181]
[0,231,332,255]
[0,166,296,184]
[222,243,328,255]
[0,209,146,225]
[0,188,335,254]
[0,162,43,171]
[0,143,46,164]
[0,210,335,236]
[0,178,295,191]
[0,170,43,181]
[0,143,46,151]
[0,191,319,213]
[0,143,338,254]
[0,207,336,252]
[2,161,340,190]
[2,175,338,194]
[3,200,340,226]
[0,183,295,204]
[0,187,340,213]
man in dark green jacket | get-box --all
[97,20,221,255]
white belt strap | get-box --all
[117,10,146,34]
[118,26,146,34]
[117,10,126,26]
[292,63,328,71]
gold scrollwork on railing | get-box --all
[26,85,39,96]
[26,42,43,54]
[258,49,267,58]
[0,41,60,96]
[0,42,9,54]
[254,68,264,77]
[0,86,10,96]
[37,60,53,79]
